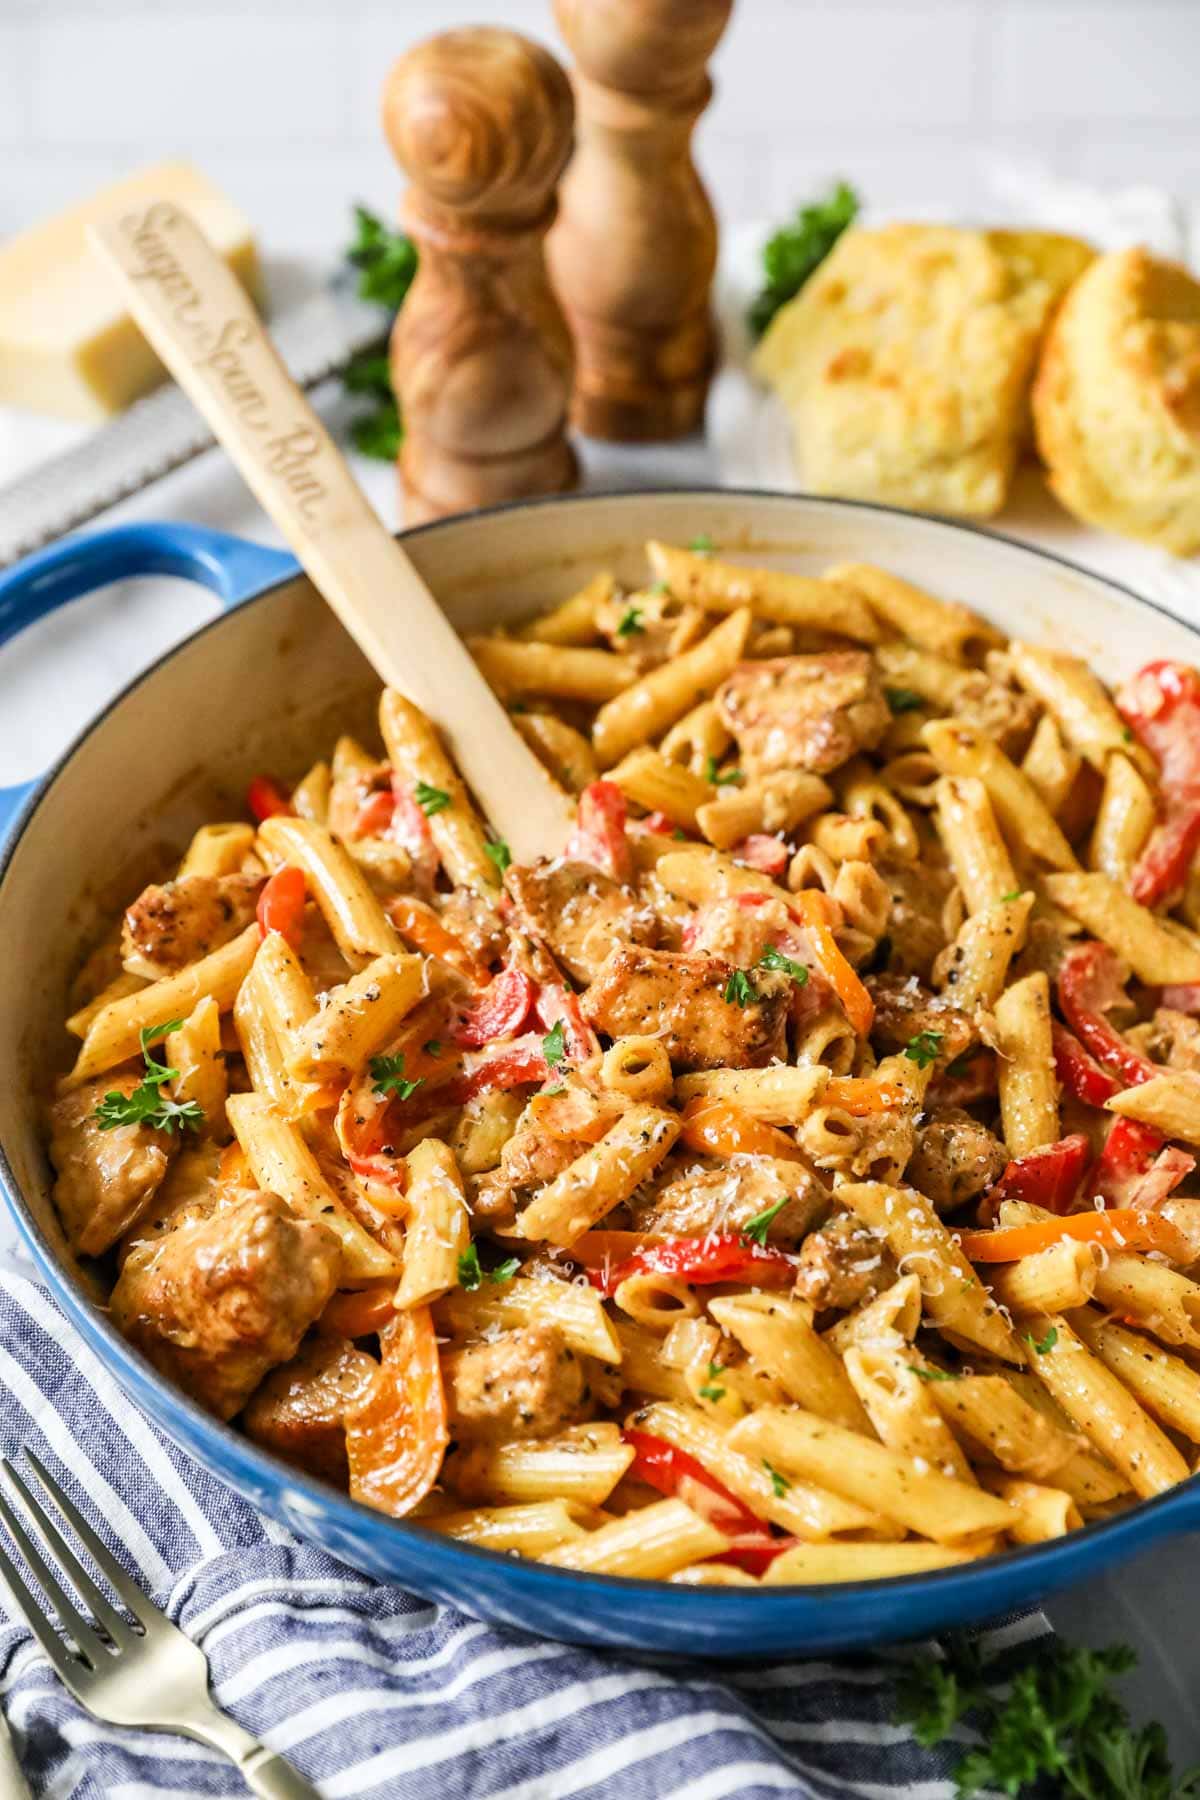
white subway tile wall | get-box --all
[1,1,1198,256]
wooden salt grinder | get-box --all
[547,0,733,442]
[382,27,578,521]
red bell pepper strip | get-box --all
[246,775,292,822]
[447,1036,550,1104]
[455,964,536,1048]
[256,865,307,947]
[1057,943,1157,1089]
[623,1429,792,1574]
[1162,984,1200,1014]
[565,781,632,884]
[986,1133,1091,1216]
[354,789,396,837]
[534,981,599,1061]
[1090,1115,1167,1207]
[587,1233,796,1299]
[1051,1021,1120,1108]
[733,834,790,878]
[389,778,440,888]
[1117,660,1200,905]
[1128,1145,1196,1211]
[336,1082,408,1193]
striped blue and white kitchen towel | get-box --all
[0,1257,1049,1798]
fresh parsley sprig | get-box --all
[93,1019,204,1135]
[369,1053,424,1102]
[760,943,808,986]
[457,1244,520,1292]
[341,205,417,461]
[542,1020,566,1068]
[698,1361,726,1403]
[742,1194,788,1247]
[722,967,760,1007]
[896,1637,1200,1799]
[747,180,859,340]
[904,1029,944,1069]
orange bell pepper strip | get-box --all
[346,1306,448,1516]
[386,894,489,986]
[318,1283,398,1338]
[679,1096,806,1162]
[789,890,874,1036]
[958,1209,1191,1265]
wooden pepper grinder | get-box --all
[547,0,733,442]
[382,27,578,521]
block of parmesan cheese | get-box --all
[0,162,263,421]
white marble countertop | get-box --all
[2,371,1199,1769]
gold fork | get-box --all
[0,1451,320,1797]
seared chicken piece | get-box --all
[437,887,509,968]
[243,1333,377,1481]
[506,860,657,986]
[792,1212,891,1312]
[110,1191,340,1420]
[907,1108,1007,1214]
[866,973,974,1067]
[122,873,261,977]
[472,1084,625,1226]
[582,945,790,1071]
[443,1324,589,1441]
[715,651,890,778]
[48,1077,174,1256]
[1148,1008,1200,1074]
[118,1141,225,1264]
[632,1154,827,1247]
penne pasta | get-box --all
[1042,872,1200,985]
[647,541,880,642]
[994,971,1059,1155]
[258,816,399,965]
[729,1408,1015,1545]
[923,720,1078,871]
[592,609,752,768]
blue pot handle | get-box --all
[0,523,297,842]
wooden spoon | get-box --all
[88,203,574,863]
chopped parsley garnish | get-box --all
[904,1029,944,1069]
[414,780,451,817]
[910,1365,962,1383]
[422,1039,443,1058]
[457,1243,520,1292]
[704,755,744,787]
[1026,1325,1058,1356]
[689,533,714,554]
[747,180,859,340]
[650,579,670,595]
[698,1361,726,1403]
[944,1049,977,1078]
[722,967,760,1007]
[616,605,645,638]
[93,1019,204,1136]
[759,943,809,985]
[1123,726,1134,743]
[542,1020,566,1067]
[369,1053,424,1101]
[457,1244,483,1291]
[672,827,687,841]
[742,1194,788,1246]
[999,888,1023,903]
[484,835,511,876]
[885,687,925,714]
[542,1083,566,1097]
[763,1458,790,1498]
